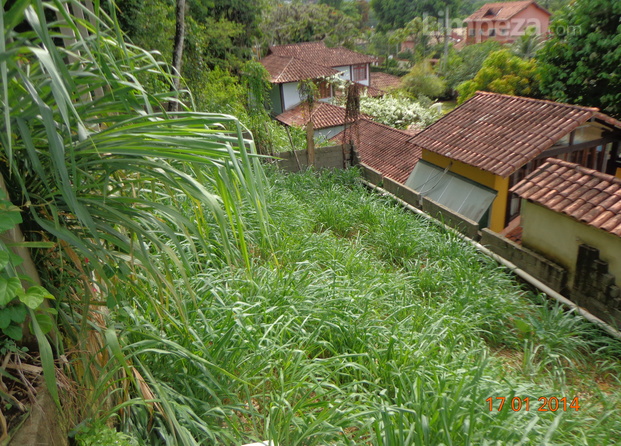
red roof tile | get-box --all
[331,118,422,184]
[510,159,621,237]
[465,1,550,22]
[408,92,621,177]
[370,72,403,92]
[275,103,370,130]
[505,225,523,244]
[269,41,377,68]
[259,54,339,84]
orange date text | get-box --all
[486,396,580,412]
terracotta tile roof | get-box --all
[510,159,621,237]
[275,102,370,130]
[259,54,338,84]
[408,92,621,178]
[331,118,422,184]
[269,41,377,68]
[505,225,523,244]
[370,72,402,92]
[465,1,550,22]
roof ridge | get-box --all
[475,91,602,116]
[274,56,296,83]
[466,1,550,21]
[271,41,326,50]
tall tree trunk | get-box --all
[443,6,449,72]
[169,0,186,112]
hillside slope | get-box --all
[119,167,621,444]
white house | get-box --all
[260,41,377,115]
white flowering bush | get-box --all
[357,94,442,130]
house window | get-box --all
[489,28,496,36]
[316,80,331,99]
[469,28,475,37]
[352,64,367,82]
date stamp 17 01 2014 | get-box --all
[486,397,580,412]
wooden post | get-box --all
[169,0,186,112]
[606,141,620,175]
[306,120,315,167]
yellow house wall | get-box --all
[616,167,621,179]
[521,201,621,289]
[421,150,509,232]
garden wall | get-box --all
[272,144,351,172]
[480,229,567,293]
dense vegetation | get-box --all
[113,167,621,443]
[539,0,621,117]
[0,0,269,442]
[2,1,621,444]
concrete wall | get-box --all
[369,173,481,240]
[520,200,621,326]
[421,196,480,240]
[358,163,577,317]
[513,6,550,37]
[570,244,621,326]
[273,144,351,172]
[480,228,567,292]
[277,156,621,328]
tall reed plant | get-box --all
[1,0,270,440]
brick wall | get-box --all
[572,244,621,327]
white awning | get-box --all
[406,160,497,226]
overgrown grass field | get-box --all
[116,168,621,445]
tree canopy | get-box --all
[457,50,541,103]
[440,40,502,92]
[402,61,447,100]
[115,0,264,71]
[538,0,621,117]
[260,2,360,48]
[370,0,460,32]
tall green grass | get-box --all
[1,1,270,442]
[112,168,621,445]
[11,2,618,445]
